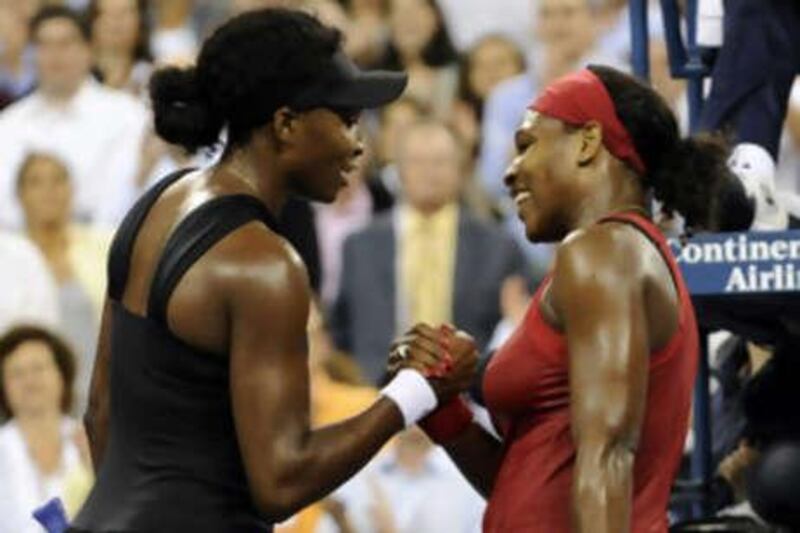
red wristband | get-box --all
[418,396,473,444]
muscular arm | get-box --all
[228,238,406,523]
[84,299,113,471]
[551,229,649,533]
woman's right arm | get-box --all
[440,423,504,498]
[225,236,470,523]
[394,324,504,499]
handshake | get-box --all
[386,323,479,406]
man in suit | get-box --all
[330,120,530,384]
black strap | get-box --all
[107,169,195,301]
[147,194,280,328]
[598,215,680,292]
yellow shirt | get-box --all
[398,203,459,329]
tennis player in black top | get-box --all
[70,8,477,532]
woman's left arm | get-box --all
[551,230,649,533]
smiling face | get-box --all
[504,111,593,242]
[282,107,364,204]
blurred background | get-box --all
[0,0,798,532]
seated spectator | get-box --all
[375,96,427,195]
[314,147,388,310]
[435,0,531,53]
[0,0,39,108]
[0,5,148,229]
[89,0,153,97]
[336,0,390,68]
[330,120,530,383]
[451,34,526,201]
[0,326,92,533]
[16,152,112,414]
[0,230,59,335]
[459,34,526,122]
[380,0,459,119]
[316,427,485,533]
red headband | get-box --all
[529,69,646,175]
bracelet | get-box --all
[419,396,473,444]
[380,369,438,427]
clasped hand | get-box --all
[388,323,479,403]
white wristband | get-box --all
[380,369,438,427]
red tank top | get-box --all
[482,213,698,533]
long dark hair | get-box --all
[149,8,341,154]
[589,65,733,230]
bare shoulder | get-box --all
[209,221,310,310]
[554,222,647,284]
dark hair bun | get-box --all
[149,66,223,153]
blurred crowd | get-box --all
[0,0,798,532]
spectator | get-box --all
[375,96,427,195]
[337,0,390,68]
[317,427,485,533]
[451,34,526,183]
[314,146,391,310]
[380,0,459,118]
[0,230,59,335]
[435,0,531,53]
[0,0,39,108]
[479,0,620,205]
[330,120,530,383]
[89,0,153,97]
[16,152,112,414]
[459,34,526,121]
[0,326,92,533]
[0,5,149,229]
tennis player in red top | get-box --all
[390,65,737,532]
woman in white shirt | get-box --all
[0,326,92,533]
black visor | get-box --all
[290,51,408,111]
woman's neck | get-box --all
[572,160,649,231]
[220,144,288,218]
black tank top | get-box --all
[71,170,277,532]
